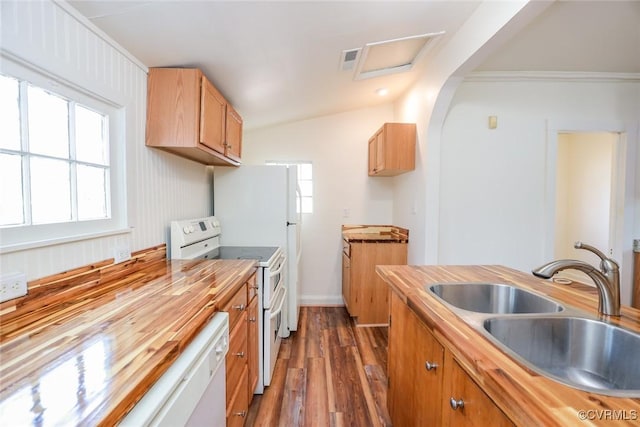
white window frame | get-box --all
[0,57,128,253]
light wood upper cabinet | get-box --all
[225,104,243,162]
[200,76,227,154]
[146,67,243,166]
[368,122,416,176]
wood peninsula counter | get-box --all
[0,246,256,426]
[377,264,640,426]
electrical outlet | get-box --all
[0,272,28,303]
[114,244,131,264]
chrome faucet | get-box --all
[532,242,620,316]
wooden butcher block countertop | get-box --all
[342,224,409,243]
[0,247,256,426]
[377,264,640,426]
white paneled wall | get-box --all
[0,0,210,280]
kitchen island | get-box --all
[378,264,640,426]
[0,246,256,426]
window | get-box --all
[0,58,125,251]
[266,161,313,213]
[1,74,110,226]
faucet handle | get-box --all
[574,241,619,272]
[574,241,609,261]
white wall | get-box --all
[438,79,639,304]
[0,1,210,280]
[241,105,395,304]
[555,133,614,261]
[392,0,544,264]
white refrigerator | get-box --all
[213,165,301,334]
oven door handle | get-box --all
[269,255,287,278]
[269,286,288,319]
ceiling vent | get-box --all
[353,32,445,80]
[339,48,361,71]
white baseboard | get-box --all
[300,295,345,306]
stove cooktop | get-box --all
[197,246,279,263]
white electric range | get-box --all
[170,216,288,393]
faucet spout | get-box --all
[532,246,621,317]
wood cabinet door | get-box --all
[199,76,226,154]
[226,311,248,406]
[368,135,377,175]
[225,104,243,162]
[226,366,249,427]
[375,129,385,172]
[146,68,201,148]
[443,355,514,427]
[247,296,258,405]
[355,242,406,325]
[389,291,444,426]
[342,252,352,312]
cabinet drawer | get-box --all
[223,283,248,330]
[226,312,248,404]
[226,366,249,427]
[247,273,258,303]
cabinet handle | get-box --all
[249,317,257,322]
[425,361,438,371]
[233,351,245,358]
[233,410,247,417]
[232,304,245,311]
[450,397,465,410]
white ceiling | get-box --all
[477,0,640,73]
[68,1,640,130]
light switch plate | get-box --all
[0,272,28,303]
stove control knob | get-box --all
[189,225,195,233]
[183,226,190,234]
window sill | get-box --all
[0,227,133,255]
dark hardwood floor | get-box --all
[246,307,391,427]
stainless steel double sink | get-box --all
[427,283,640,397]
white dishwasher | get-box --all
[120,312,229,427]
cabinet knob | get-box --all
[425,361,438,371]
[450,397,465,411]
[249,317,257,322]
[233,410,247,417]
[232,304,245,311]
[233,351,245,358]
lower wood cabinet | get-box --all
[227,367,249,427]
[222,273,258,426]
[247,294,259,405]
[388,291,443,426]
[343,240,407,325]
[443,355,514,427]
[388,290,513,426]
